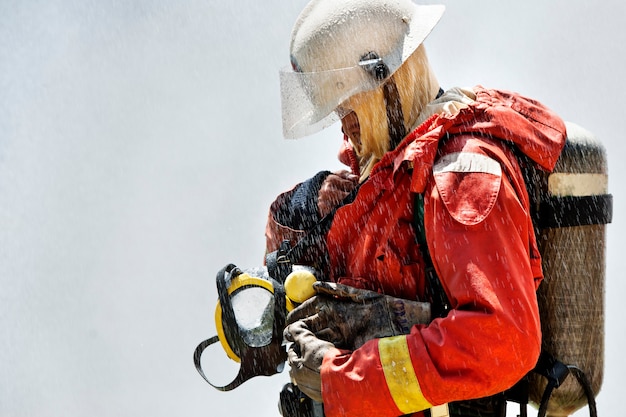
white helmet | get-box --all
[280,0,444,139]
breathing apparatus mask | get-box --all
[194,243,317,391]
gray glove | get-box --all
[284,320,334,403]
[287,282,431,350]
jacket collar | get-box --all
[367,86,567,193]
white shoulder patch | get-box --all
[433,152,502,177]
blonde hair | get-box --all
[344,88,389,180]
[344,45,439,180]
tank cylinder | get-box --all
[527,122,608,416]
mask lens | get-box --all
[231,286,275,348]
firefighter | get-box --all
[266,0,567,416]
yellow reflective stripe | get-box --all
[379,336,432,413]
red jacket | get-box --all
[266,87,566,416]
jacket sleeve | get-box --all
[320,137,542,416]
[264,171,331,256]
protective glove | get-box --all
[317,170,358,218]
[287,281,431,350]
[284,320,334,403]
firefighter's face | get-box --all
[340,110,361,153]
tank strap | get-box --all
[536,194,613,229]
[532,352,598,417]
[413,193,450,318]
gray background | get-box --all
[1,1,623,416]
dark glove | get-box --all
[284,321,334,403]
[317,170,358,218]
[272,171,331,230]
[287,282,431,350]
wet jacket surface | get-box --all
[266,87,566,417]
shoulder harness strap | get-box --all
[413,193,450,318]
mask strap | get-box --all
[193,334,287,391]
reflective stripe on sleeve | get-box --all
[379,336,433,413]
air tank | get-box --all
[525,122,611,416]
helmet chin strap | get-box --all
[360,52,406,151]
[383,79,406,150]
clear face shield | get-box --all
[278,0,446,140]
[279,57,388,139]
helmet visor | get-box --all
[280,63,382,139]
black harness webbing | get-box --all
[413,193,450,318]
[537,194,613,228]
